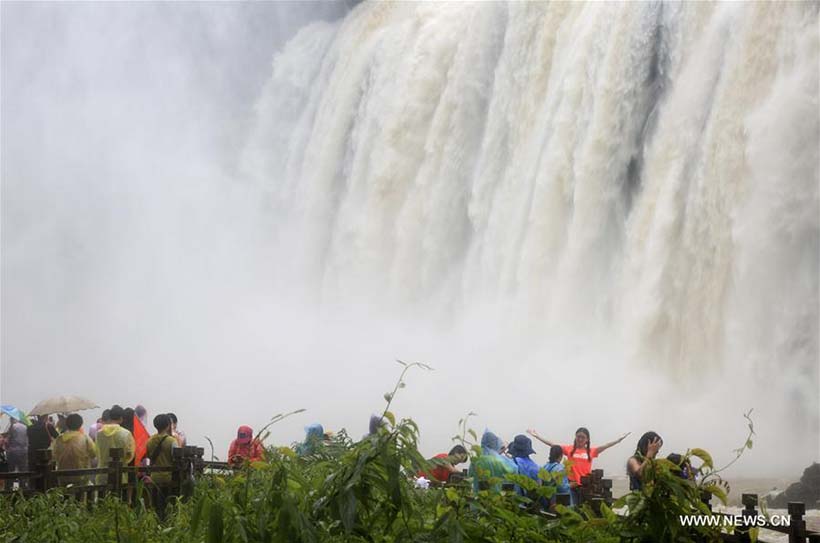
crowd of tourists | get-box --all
[232,417,680,508]
[413,427,669,506]
[2,407,680,505]
[0,404,186,489]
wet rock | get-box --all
[769,463,820,509]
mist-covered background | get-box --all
[1,1,363,459]
[3,2,818,479]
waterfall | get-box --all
[243,2,819,471]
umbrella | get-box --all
[0,405,32,426]
[29,395,98,416]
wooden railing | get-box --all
[700,492,820,543]
[0,445,235,514]
[2,452,817,542]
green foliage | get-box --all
[0,366,753,543]
[0,424,741,543]
[615,458,723,542]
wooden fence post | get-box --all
[737,493,758,543]
[788,502,806,543]
[108,447,123,499]
[33,449,53,492]
[601,478,613,505]
[579,474,591,504]
[171,446,185,497]
[193,447,205,476]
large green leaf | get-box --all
[207,502,224,543]
[689,448,713,470]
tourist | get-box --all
[45,416,59,438]
[51,414,97,485]
[527,427,629,486]
[543,445,573,506]
[421,445,469,483]
[145,414,178,486]
[368,414,387,436]
[227,425,264,466]
[145,414,178,519]
[4,417,28,489]
[88,410,110,442]
[296,423,325,457]
[55,414,67,434]
[508,434,541,497]
[626,431,663,491]
[0,435,7,475]
[27,415,57,470]
[121,407,135,435]
[135,405,148,427]
[95,405,135,484]
[167,413,186,447]
[468,430,517,493]
[509,434,539,480]
[666,453,696,481]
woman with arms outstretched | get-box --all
[527,426,630,486]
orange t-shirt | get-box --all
[562,445,599,484]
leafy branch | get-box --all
[452,411,479,452]
[379,360,433,426]
[254,408,307,445]
[688,409,755,504]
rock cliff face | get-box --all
[770,463,820,509]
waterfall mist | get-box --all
[3,2,818,477]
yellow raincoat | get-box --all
[96,424,135,484]
[51,430,97,485]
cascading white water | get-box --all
[243,2,819,472]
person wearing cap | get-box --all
[508,434,540,481]
[228,425,264,467]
